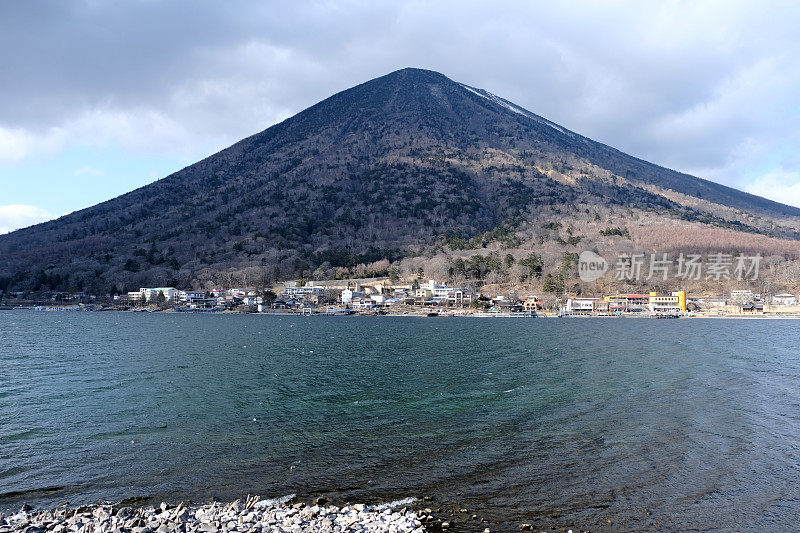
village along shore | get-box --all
[6,279,800,319]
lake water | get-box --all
[1,311,799,531]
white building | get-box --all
[133,287,179,302]
[341,289,364,304]
[350,298,375,310]
[148,287,178,302]
[697,297,726,308]
[415,279,456,298]
[284,285,324,298]
[227,288,248,299]
[566,298,598,315]
[730,289,755,303]
[772,293,797,306]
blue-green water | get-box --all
[1,311,799,531]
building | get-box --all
[772,293,797,306]
[648,291,687,314]
[149,288,178,302]
[341,289,364,304]
[446,289,472,307]
[566,298,598,315]
[696,297,726,308]
[127,291,145,302]
[131,287,179,303]
[606,294,651,312]
[350,297,375,310]
[731,289,755,303]
[284,285,325,299]
[227,288,257,300]
[185,292,216,308]
[414,287,432,298]
[271,298,299,309]
[393,287,411,299]
[412,280,470,306]
[522,297,542,312]
[416,280,456,299]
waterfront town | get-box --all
[5,277,800,318]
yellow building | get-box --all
[522,297,542,311]
[648,291,687,313]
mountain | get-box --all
[3,67,800,295]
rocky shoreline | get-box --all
[0,495,431,533]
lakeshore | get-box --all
[5,278,796,320]
[12,304,800,319]
[0,497,431,533]
[0,496,574,533]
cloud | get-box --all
[0,204,57,234]
[745,170,800,210]
[0,127,39,163]
[74,165,104,177]
[1,1,800,204]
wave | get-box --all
[253,493,296,509]
[370,497,416,511]
[0,485,68,501]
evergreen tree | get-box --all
[519,252,543,280]
[154,291,167,306]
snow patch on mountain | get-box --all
[459,83,572,136]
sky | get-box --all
[2,0,800,233]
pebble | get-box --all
[0,495,426,533]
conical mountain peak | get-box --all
[1,69,799,294]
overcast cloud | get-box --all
[2,0,800,231]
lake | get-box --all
[1,311,798,531]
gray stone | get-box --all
[0,497,430,533]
